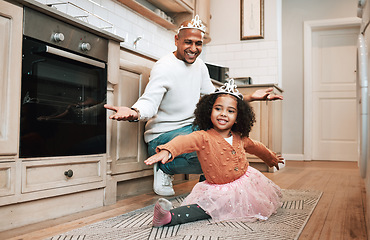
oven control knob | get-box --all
[80,42,91,51]
[52,33,64,42]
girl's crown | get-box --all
[214,79,244,100]
[177,15,206,34]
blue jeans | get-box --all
[147,125,202,175]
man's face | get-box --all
[174,28,203,64]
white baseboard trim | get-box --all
[283,154,305,161]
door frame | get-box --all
[303,17,361,161]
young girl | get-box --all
[144,79,284,227]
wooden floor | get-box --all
[0,161,367,240]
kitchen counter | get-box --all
[237,83,284,94]
[212,79,284,93]
[120,44,160,62]
[6,0,125,43]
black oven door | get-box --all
[20,37,107,158]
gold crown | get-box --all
[177,15,206,34]
[214,79,243,100]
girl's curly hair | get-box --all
[193,93,256,137]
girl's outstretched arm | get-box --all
[244,137,285,170]
[145,131,203,166]
[144,150,171,165]
[270,153,285,170]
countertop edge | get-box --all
[212,80,284,92]
[120,45,159,62]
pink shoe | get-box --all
[153,198,172,227]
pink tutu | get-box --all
[181,166,282,222]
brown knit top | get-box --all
[157,128,279,184]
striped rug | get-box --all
[46,189,322,240]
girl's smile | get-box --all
[217,119,228,125]
[211,94,238,138]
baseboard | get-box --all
[283,154,305,161]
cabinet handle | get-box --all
[64,169,74,178]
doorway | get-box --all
[304,18,361,161]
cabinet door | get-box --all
[0,162,16,197]
[195,0,211,43]
[268,99,282,154]
[236,85,283,172]
[21,157,104,193]
[246,101,269,161]
[181,0,195,9]
[148,0,193,12]
[109,60,150,174]
[0,2,23,155]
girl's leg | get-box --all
[153,198,210,227]
[168,204,210,226]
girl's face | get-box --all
[211,95,238,138]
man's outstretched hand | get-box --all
[104,104,139,121]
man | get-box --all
[104,15,282,196]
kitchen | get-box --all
[0,0,367,239]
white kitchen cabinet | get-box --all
[0,0,22,213]
[181,0,195,9]
[108,60,150,175]
[0,1,22,156]
[117,0,192,30]
[0,161,16,197]
[104,48,156,204]
[239,84,283,172]
[195,0,211,43]
[21,156,105,193]
[148,0,194,12]
[0,1,118,231]
[0,154,106,210]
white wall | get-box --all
[204,0,282,85]
[282,0,357,158]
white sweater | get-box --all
[132,53,215,143]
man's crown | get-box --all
[214,79,243,100]
[177,15,206,34]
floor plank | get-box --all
[0,160,367,240]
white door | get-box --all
[311,26,359,161]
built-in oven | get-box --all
[20,7,108,158]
